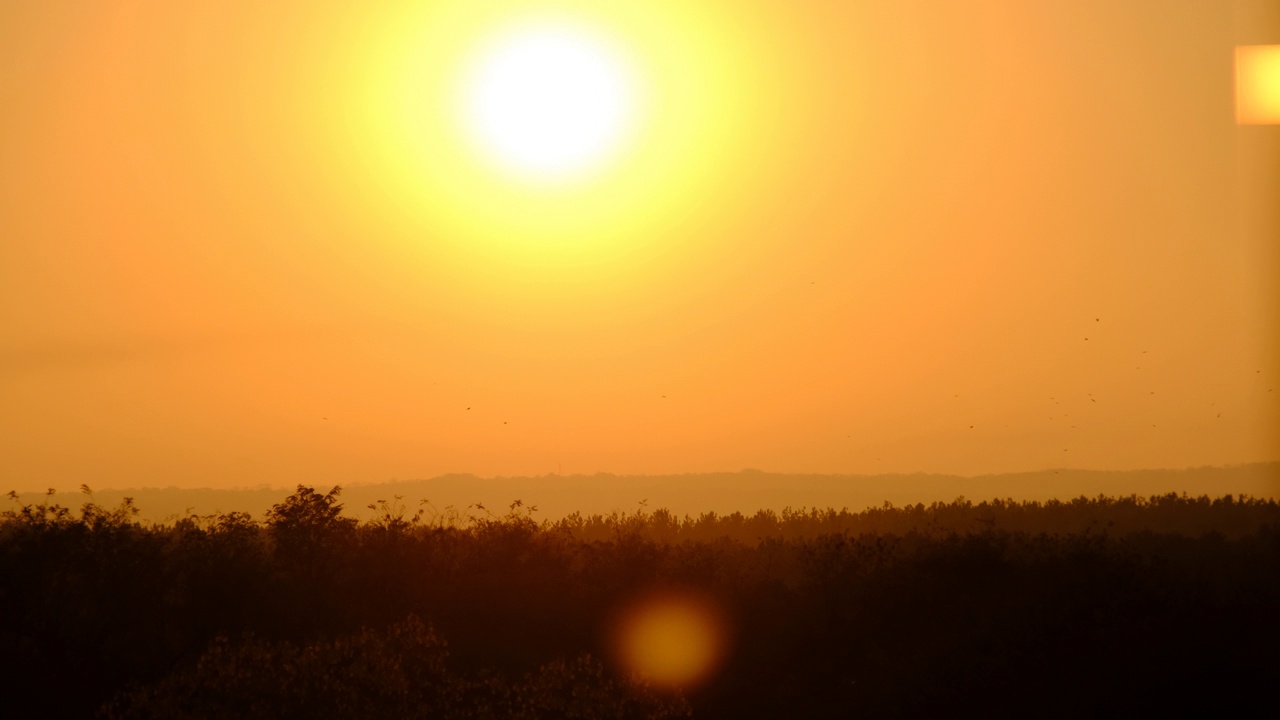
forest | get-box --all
[1,486,1276,718]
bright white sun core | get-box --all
[457,19,640,184]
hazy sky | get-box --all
[2,0,1277,493]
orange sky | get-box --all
[2,0,1277,493]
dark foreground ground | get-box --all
[1,487,1277,718]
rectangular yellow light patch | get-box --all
[1236,45,1280,125]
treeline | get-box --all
[1,487,1277,718]
[551,492,1279,543]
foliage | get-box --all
[548,492,1280,544]
[105,616,687,720]
[0,486,1276,717]
[265,484,357,549]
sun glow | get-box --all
[348,1,760,265]
[459,20,640,183]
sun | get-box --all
[457,18,641,184]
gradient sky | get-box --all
[2,0,1277,493]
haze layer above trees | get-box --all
[14,463,1277,525]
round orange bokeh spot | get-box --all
[610,590,729,689]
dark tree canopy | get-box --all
[0,487,1276,718]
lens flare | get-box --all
[1236,45,1280,125]
[611,591,728,688]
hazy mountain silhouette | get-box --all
[16,462,1276,524]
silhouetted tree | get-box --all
[266,485,356,545]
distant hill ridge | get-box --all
[11,463,1277,524]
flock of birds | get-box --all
[313,314,1273,465]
